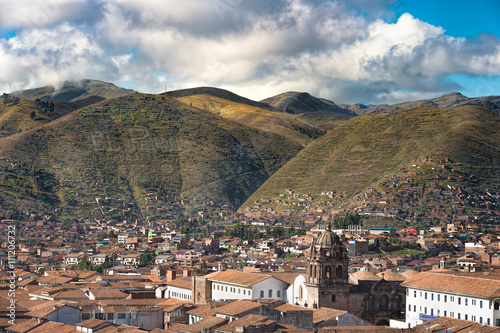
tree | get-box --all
[77,259,93,270]
[139,253,154,267]
[198,260,208,275]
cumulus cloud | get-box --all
[1,0,500,104]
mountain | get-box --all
[11,79,134,104]
[341,92,500,114]
[165,87,326,147]
[262,92,356,131]
[262,91,354,115]
[241,105,500,209]
[165,87,274,110]
[0,93,302,220]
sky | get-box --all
[0,0,499,104]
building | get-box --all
[399,270,500,328]
[190,224,406,325]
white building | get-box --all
[198,270,299,303]
[164,276,193,301]
[397,270,500,328]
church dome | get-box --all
[314,223,342,249]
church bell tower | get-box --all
[305,223,350,309]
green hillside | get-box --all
[167,88,325,147]
[241,105,500,209]
[0,93,302,220]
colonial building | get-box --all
[399,270,500,328]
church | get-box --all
[190,224,407,325]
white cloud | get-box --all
[1,0,500,104]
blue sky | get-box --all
[0,0,499,104]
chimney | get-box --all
[183,269,191,277]
[166,270,176,282]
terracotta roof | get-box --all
[318,326,399,332]
[376,270,405,282]
[203,270,271,287]
[401,271,500,297]
[350,271,381,283]
[96,324,148,332]
[9,320,76,333]
[215,314,268,333]
[166,276,192,290]
[88,289,128,299]
[75,318,108,328]
[214,300,262,316]
[275,303,312,312]
[177,315,227,333]
[409,316,500,333]
[187,304,217,318]
[258,272,304,285]
[398,269,419,280]
[313,307,347,324]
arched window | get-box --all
[260,290,264,298]
[336,265,343,279]
[299,286,303,301]
[277,290,281,298]
[325,265,331,278]
[269,289,273,298]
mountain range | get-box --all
[0,80,498,222]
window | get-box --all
[480,300,483,308]
[444,311,447,317]
[465,298,468,306]
[414,291,417,298]
[424,307,427,314]
[238,289,241,294]
[332,295,336,303]
[82,313,91,320]
[425,292,427,300]
[107,313,114,320]
[444,295,447,302]
[472,315,475,321]
[480,317,483,324]
[260,290,264,298]
[408,304,411,311]
[458,313,460,319]
[299,286,303,301]
[277,290,281,298]
[414,305,416,312]
[437,294,440,301]
[430,309,433,316]
[458,297,461,305]
[431,293,433,300]
[472,299,476,305]
[465,314,468,320]
[268,289,273,298]
[488,318,491,325]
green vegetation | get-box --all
[242,105,500,210]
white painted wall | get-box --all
[166,285,192,301]
[405,287,499,327]
[211,282,253,301]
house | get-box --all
[63,253,85,266]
